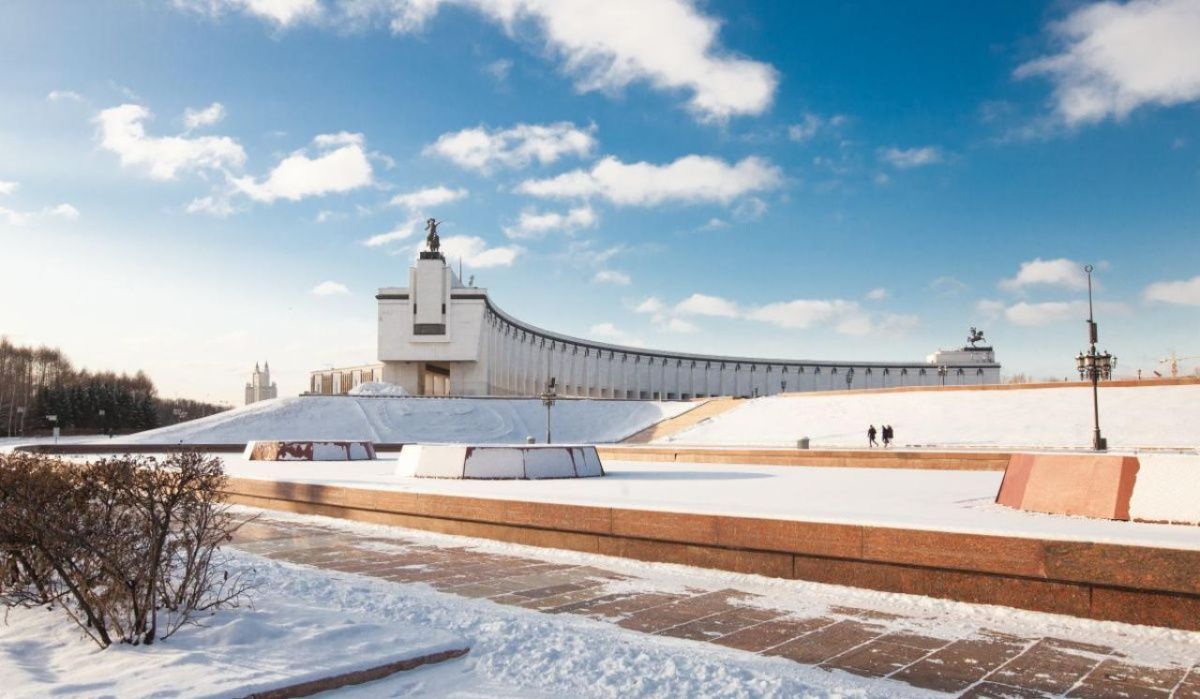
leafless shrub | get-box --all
[0,451,253,647]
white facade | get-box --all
[311,255,1002,398]
[245,361,278,405]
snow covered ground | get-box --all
[222,456,1200,551]
[0,565,465,698]
[5,506,1198,698]
[662,384,1200,450]
[234,511,1200,696]
[119,395,693,445]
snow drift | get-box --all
[123,395,692,445]
[663,384,1200,450]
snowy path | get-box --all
[227,510,1200,698]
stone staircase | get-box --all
[621,397,744,444]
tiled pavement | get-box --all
[231,516,1200,698]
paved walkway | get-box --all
[231,514,1200,698]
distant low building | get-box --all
[245,361,278,405]
[309,251,1001,398]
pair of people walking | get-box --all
[867,424,894,448]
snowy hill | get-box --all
[124,395,693,445]
[661,384,1200,450]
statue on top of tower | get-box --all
[425,218,441,254]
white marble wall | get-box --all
[475,307,1000,398]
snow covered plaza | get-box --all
[7,378,1200,697]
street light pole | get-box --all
[540,377,557,444]
[1076,264,1116,451]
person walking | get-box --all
[882,424,893,447]
[886,425,895,447]
[867,424,878,448]
[881,424,890,447]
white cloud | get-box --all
[0,181,17,195]
[386,0,777,121]
[0,202,81,226]
[865,287,888,300]
[180,1,777,121]
[1016,0,1200,126]
[1144,275,1200,306]
[787,112,845,143]
[931,276,969,296]
[676,293,740,318]
[95,103,246,180]
[787,114,823,142]
[426,122,595,172]
[503,204,596,239]
[363,217,423,247]
[485,58,513,82]
[436,235,521,268]
[999,257,1088,292]
[996,300,1130,326]
[175,0,321,26]
[732,196,768,221]
[185,194,236,217]
[664,292,910,337]
[44,203,80,220]
[592,269,631,285]
[311,280,350,296]
[879,146,943,169]
[47,90,84,103]
[634,296,665,316]
[0,207,28,226]
[746,299,863,331]
[588,322,644,347]
[388,185,468,210]
[183,102,226,130]
[517,155,781,207]
[233,131,373,202]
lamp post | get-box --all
[845,367,854,390]
[46,414,58,444]
[1076,265,1116,451]
[937,365,948,387]
[16,406,26,436]
[539,377,557,444]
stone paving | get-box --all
[231,515,1200,698]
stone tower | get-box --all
[245,361,278,405]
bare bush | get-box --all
[0,451,252,647]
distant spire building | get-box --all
[245,361,278,405]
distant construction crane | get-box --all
[1158,352,1200,378]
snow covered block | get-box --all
[1128,454,1200,525]
[245,440,377,461]
[397,444,604,479]
[996,453,1139,520]
[524,448,577,479]
[463,447,525,479]
[396,444,467,478]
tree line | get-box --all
[0,338,228,436]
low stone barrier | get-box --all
[245,440,377,462]
[599,445,1010,471]
[222,476,1200,631]
[997,452,1200,525]
[396,444,604,479]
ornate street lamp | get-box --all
[540,377,557,444]
[845,367,854,390]
[937,365,948,386]
[1076,264,1117,451]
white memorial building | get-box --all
[310,251,1000,398]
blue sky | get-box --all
[1,0,1198,404]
